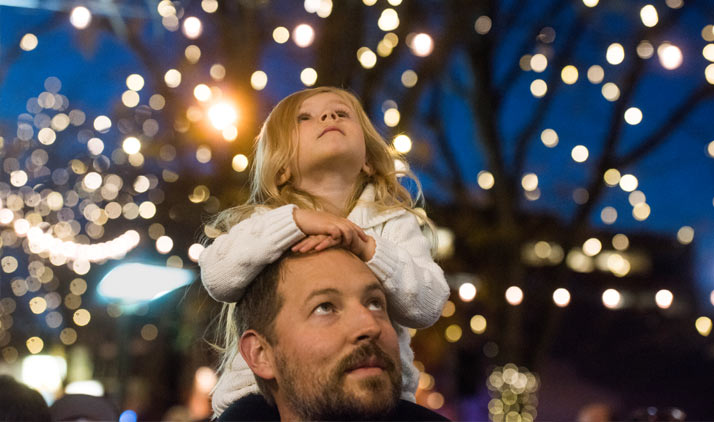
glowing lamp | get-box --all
[98,263,195,305]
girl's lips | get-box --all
[319,126,343,137]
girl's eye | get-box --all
[314,302,335,315]
[336,110,349,117]
[297,113,311,122]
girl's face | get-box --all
[293,92,367,182]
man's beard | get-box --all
[275,342,401,421]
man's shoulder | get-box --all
[217,394,279,421]
[388,399,451,421]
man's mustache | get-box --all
[335,342,397,377]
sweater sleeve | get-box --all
[198,204,305,303]
[366,212,450,329]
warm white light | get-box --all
[624,107,643,125]
[300,68,318,86]
[251,71,268,90]
[126,74,145,91]
[232,154,249,172]
[393,134,412,153]
[182,16,203,39]
[477,171,495,190]
[70,6,92,29]
[384,108,400,127]
[530,54,548,73]
[695,316,712,336]
[188,243,205,262]
[541,128,558,147]
[20,33,38,51]
[505,286,524,305]
[93,115,112,132]
[606,43,625,65]
[410,33,433,57]
[619,174,638,192]
[571,145,589,162]
[193,84,212,102]
[474,16,492,35]
[156,236,174,254]
[82,172,102,191]
[357,47,377,69]
[195,366,217,394]
[602,289,622,309]
[676,226,694,244]
[552,288,571,307]
[208,102,237,130]
[601,82,620,101]
[521,173,538,191]
[658,42,683,70]
[22,355,66,398]
[458,283,477,302]
[582,0,599,7]
[164,69,182,88]
[293,24,315,47]
[655,289,673,309]
[378,8,399,31]
[640,5,658,27]
[273,27,289,43]
[530,79,547,97]
[561,65,579,84]
[122,136,141,154]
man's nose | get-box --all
[320,111,337,121]
[349,305,382,343]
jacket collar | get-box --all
[347,184,406,229]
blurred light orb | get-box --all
[624,107,643,125]
[655,289,673,309]
[612,233,629,250]
[666,0,683,8]
[571,145,589,162]
[387,0,402,5]
[26,337,44,354]
[582,0,599,7]
[640,5,658,27]
[441,300,455,318]
[293,24,315,47]
[193,84,212,102]
[470,315,487,334]
[587,65,604,84]
[122,137,141,154]
[658,43,682,70]
[637,40,655,59]
[363,0,377,4]
[475,16,492,35]
[188,243,205,262]
[251,71,268,91]
[603,168,621,186]
[628,190,646,206]
[401,70,418,87]
[530,79,547,97]
[384,108,400,127]
[121,90,140,108]
[156,236,174,254]
[477,170,495,190]
[530,54,548,73]
[83,172,102,191]
[704,45,714,62]
[196,145,212,163]
[582,238,602,256]
[445,324,462,342]
[10,170,27,187]
[164,69,182,88]
[357,47,377,69]
[676,226,694,244]
[707,140,714,158]
[195,366,218,394]
[606,43,625,65]
[70,6,92,29]
[208,102,237,130]
[458,282,477,302]
[601,82,620,101]
[633,202,651,221]
[73,309,91,326]
[139,201,157,219]
[695,316,712,336]
[273,27,289,44]
[706,64,714,85]
[505,286,524,306]
[540,128,558,147]
[93,115,112,132]
[182,16,203,39]
[704,25,714,42]
[300,68,318,86]
[210,64,226,81]
[304,0,320,13]
[202,0,219,13]
[561,65,579,84]
[232,154,249,172]
[126,74,145,91]
[222,126,238,141]
[378,8,399,31]
[426,392,445,410]
[602,289,621,309]
[38,127,56,145]
[393,134,412,153]
[521,173,538,191]
[20,33,38,51]
[410,33,433,57]
[552,288,571,307]
[619,174,638,192]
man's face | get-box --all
[269,249,401,420]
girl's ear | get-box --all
[361,162,374,176]
[276,167,292,185]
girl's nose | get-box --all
[320,111,337,121]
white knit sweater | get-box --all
[199,185,450,416]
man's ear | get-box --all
[239,330,276,380]
[361,162,374,176]
[276,167,291,186]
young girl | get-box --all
[199,86,450,417]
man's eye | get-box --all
[314,302,335,315]
[367,298,385,311]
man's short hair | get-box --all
[234,255,288,402]
[0,375,51,422]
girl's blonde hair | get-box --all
[208,86,423,233]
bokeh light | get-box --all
[505,286,524,306]
[552,288,571,307]
[293,24,315,47]
[458,282,477,302]
[70,6,92,29]
[655,289,673,309]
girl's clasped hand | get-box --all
[290,208,376,261]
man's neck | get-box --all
[294,171,358,216]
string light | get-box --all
[69,6,92,29]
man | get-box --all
[219,248,448,421]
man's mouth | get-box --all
[319,126,343,137]
[345,355,386,373]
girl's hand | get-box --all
[292,233,376,261]
[292,208,368,245]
